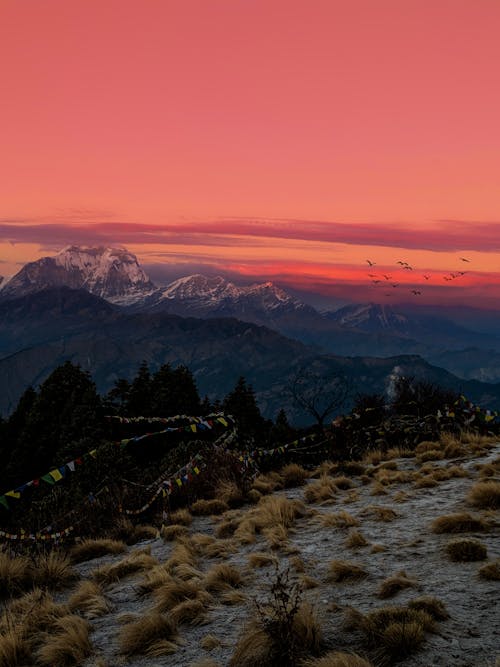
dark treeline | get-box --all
[0,361,291,492]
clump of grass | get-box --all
[200,634,222,650]
[36,614,93,667]
[214,514,242,539]
[311,460,338,478]
[191,499,230,516]
[378,571,417,599]
[348,605,435,662]
[171,598,210,626]
[70,538,126,563]
[319,510,360,529]
[0,552,32,598]
[302,651,373,666]
[161,524,190,541]
[431,512,489,534]
[235,496,306,546]
[414,476,438,489]
[221,590,247,605]
[370,481,388,496]
[0,629,32,666]
[331,476,355,490]
[343,490,360,504]
[92,548,157,586]
[204,563,242,593]
[478,559,500,581]
[361,505,398,522]
[281,463,310,488]
[445,538,487,562]
[339,461,366,476]
[153,578,211,613]
[392,490,411,503]
[467,480,500,510]
[33,551,78,590]
[370,544,386,553]
[119,613,178,656]
[290,556,306,573]
[301,575,320,589]
[416,450,443,464]
[139,564,173,593]
[112,518,157,545]
[408,596,449,621]
[304,476,337,503]
[416,440,440,454]
[248,552,278,568]
[169,508,193,525]
[68,580,112,619]
[218,480,245,507]
[345,530,369,549]
[328,560,368,583]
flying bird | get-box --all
[459,257,470,262]
[396,260,407,266]
[391,283,399,287]
[366,259,376,266]
[383,274,392,280]
[372,280,381,284]
[443,276,452,281]
[423,275,430,280]
[411,290,421,295]
[403,265,413,270]
[368,273,378,278]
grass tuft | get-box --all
[280,463,310,488]
[160,524,190,541]
[153,578,211,613]
[119,613,178,656]
[304,476,337,504]
[445,538,487,562]
[191,499,230,515]
[478,559,500,581]
[70,538,126,563]
[328,560,368,583]
[431,512,489,534]
[92,548,157,586]
[36,614,93,667]
[200,634,222,650]
[203,563,242,593]
[345,529,369,549]
[302,651,373,666]
[407,596,449,621]
[467,480,500,510]
[0,552,31,598]
[361,505,398,522]
[378,571,418,599]
[33,551,78,590]
[169,508,193,525]
[68,580,112,619]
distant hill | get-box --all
[1,288,500,421]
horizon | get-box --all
[1,1,499,308]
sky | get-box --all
[1,0,499,308]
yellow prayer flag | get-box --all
[49,469,63,482]
[190,424,197,432]
[5,490,21,499]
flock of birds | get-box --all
[364,257,471,297]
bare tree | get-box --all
[290,368,349,429]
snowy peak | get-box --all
[329,303,410,332]
[0,246,156,304]
[154,274,305,314]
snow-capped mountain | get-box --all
[146,274,311,319]
[0,246,157,305]
[326,303,413,335]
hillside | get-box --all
[1,434,498,666]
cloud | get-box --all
[1,218,499,252]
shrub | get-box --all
[467,481,500,510]
[445,538,487,562]
[431,512,489,534]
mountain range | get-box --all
[1,246,500,419]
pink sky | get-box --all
[1,0,499,307]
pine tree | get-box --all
[126,361,153,416]
[223,376,266,438]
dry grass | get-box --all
[343,490,360,504]
[414,475,439,489]
[467,480,500,510]
[1,588,69,638]
[165,541,198,572]
[370,481,388,496]
[345,529,369,549]
[36,615,93,667]
[280,463,310,488]
[160,524,190,541]
[235,495,306,546]
[478,559,500,581]
[191,498,230,516]
[331,476,355,490]
[33,551,78,590]
[370,544,387,553]
[416,449,444,463]
[189,659,219,667]
[200,634,222,650]
[303,651,373,667]
[0,552,32,598]
[169,508,193,525]
[349,605,435,662]
[431,512,489,534]
[407,596,449,621]
[153,578,211,613]
[221,590,247,605]
[119,613,178,656]
[0,629,31,666]
[445,538,487,561]
[328,560,368,582]
[247,552,278,568]
[378,571,418,599]
[139,564,173,593]
[112,519,157,544]
[392,490,411,503]
[70,538,127,564]
[311,460,338,477]
[290,555,306,573]
[171,598,210,626]
[92,548,157,586]
[339,461,367,476]
[214,515,241,539]
[228,621,273,666]
[68,580,112,619]
[203,563,242,593]
[304,475,338,503]
[301,575,320,589]
[361,505,398,522]
[218,480,245,507]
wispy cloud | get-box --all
[0,218,499,252]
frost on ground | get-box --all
[12,442,500,667]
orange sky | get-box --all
[1,0,499,307]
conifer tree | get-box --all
[223,376,267,438]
